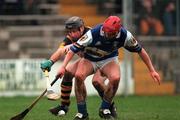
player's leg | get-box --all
[99,59,120,119]
[73,58,94,120]
[49,72,73,116]
[49,59,80,116]
[101,60,120,102]
[75,58,94,102]
[92,70,118,118]
[92,70,106,99]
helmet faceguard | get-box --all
[65,16,84,30]
[102,16,121,39]
[65,16,84,39]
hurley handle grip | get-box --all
[44,70,49,77]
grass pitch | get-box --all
[0,95,180,120]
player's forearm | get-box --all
[138,48,155,72]
[62,50,75,68]
[50,48,65,62]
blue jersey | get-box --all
[70,24,142,61]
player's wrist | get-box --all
[149,68,156,73]
[49,59,54,65]
[61,65,66,69]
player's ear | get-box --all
[80,26,84,33]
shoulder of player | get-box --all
[91,24,102,32]
[60,35,74,46]
[120,27,134,40]
[120,27,133,35]
[66,35,73,42]
[76,30,93,46]
[89,24,102,37]
[85,26,92,30]
[120,27,128,34]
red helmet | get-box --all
[102,16,121,38]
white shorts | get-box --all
[90,56,119,72]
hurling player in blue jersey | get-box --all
[58,16,161,120]
[40,16,117,118]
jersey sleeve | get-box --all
[123,31,142,52]
[70,30,93,53]
[58,35,73,48]
[59,42,65,48]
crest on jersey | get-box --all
[79,34,88,41]
[131,37,138,46]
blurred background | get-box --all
[0,0,180,96]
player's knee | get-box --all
[92,80,100,87]
[112,74,120,81]
[62,72,73,82]
[75,73,86,81]
[66,71,74,76]
[110,75,120,85]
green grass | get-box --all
[0,95,180,120]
